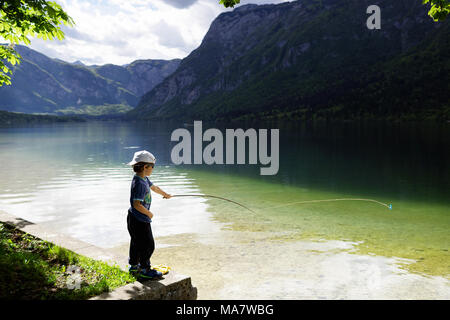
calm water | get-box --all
[0,120,449,278]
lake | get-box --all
[0,120,449,298]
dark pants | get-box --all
[127,211,154,269]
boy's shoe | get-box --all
[138,268,163,279]
[128,264,140,274]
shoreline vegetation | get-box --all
[0,104,134,126]
[230,107,450,124]
[0,221,135,299]
[1,108,450,127]
[0,110,85,126]
[54,104,133,117]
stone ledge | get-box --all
[0,210,197,300]
[90,272,197,300]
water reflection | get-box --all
[0,120,449,260]
[0,121,222,247]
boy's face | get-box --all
[143,163,154,176]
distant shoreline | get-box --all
[2,109,449,128]
[0,110,85,126]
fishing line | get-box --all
[171,194,392,213]
[264,198,392,210]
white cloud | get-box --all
[152,20,188,49]
[19,0,288,66]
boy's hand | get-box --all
[163,193,172,199]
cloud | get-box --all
[18,0,289,66]
[61,26,91,42]
[152,20,187,49]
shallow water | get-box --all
[117,230,449,299]
[0,120,449,298]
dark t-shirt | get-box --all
[129,175,153,223]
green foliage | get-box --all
[0,222,135,299]
[423,0,450,21]
[219,0,240,8]
[0,0,74,86]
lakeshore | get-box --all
[0,210,197,300]
[112,225,450,299]
[0,120,449,299]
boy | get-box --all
[127,150,172,279]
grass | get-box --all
[0,222,136,300]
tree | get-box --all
[219,0,450,21]
[219,0,240,8]
[423,0,450,21]
[0,0,74,86]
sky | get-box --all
[25,0,289,66]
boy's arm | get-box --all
[132,200,154,219]
[151,184,172,199]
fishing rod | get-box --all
[171,194,257,213]
[170,194,392,213]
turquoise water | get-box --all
[0,120,448,277]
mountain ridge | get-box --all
[0,45,181,114]
[130,0,449,122]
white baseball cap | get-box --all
[127,150,156,166]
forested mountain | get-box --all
[130,0,449,122]
[0,45,180,115]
